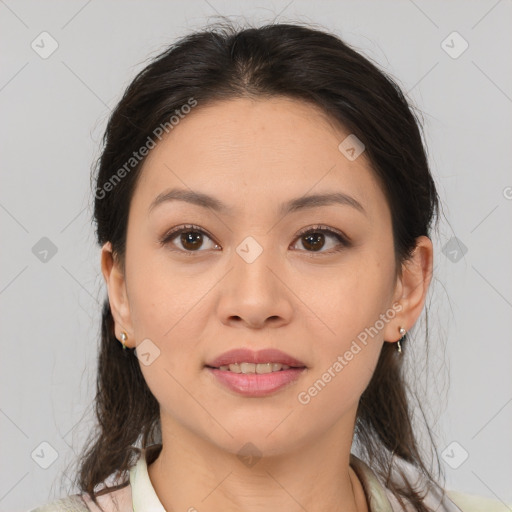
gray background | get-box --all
[1,1,511,511]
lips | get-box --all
[205,348,306,369]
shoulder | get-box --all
[27,494,90,512]
[349,453,511,512]
[446,489,512,512]
[28,483,133,512]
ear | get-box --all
[100,242,135,348]
[383,235,434,343]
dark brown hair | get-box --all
[69,19,448,511]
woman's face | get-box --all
[106,97,406,456]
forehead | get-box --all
[132,97,389,223]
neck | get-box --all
[146,420,368,512]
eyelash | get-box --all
[158,224,351,256]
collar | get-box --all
[129,444,165,512]
[349,454,394,512]
[129,445,394,512]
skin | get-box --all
[101,97,433,512]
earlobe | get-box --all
[100,242,134,347]
[384,236,434,343]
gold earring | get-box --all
[397,327,406,354]
[119,331,128,350]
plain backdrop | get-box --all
[1,1,511,511]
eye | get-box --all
[291,225,350,254]
[159,224,220,254]
[159,224,351,255]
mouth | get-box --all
[204,348,307,397]
[205,362,305,373]
[205,347,307,370]
[205,365,307,397]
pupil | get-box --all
[303,233,324,251]
[182,231,202,250]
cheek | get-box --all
[126,243,205,338]
[306,261,393,344]
[299,258,393,399]
[297,271,389,417]
[294,343,380,439]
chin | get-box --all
[204,423,309,459]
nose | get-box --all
[217,240,293,330]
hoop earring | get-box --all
[119,331,128,350]
[397,327,406,354]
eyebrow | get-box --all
[148,188,366,217]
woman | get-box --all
[29,21,509,512]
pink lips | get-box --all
[207,367,306,396]
[205,348,306,368]
[205,348,307,397]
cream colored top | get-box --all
[28,445,511,512]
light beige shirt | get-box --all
[29,445,511,512]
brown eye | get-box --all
[301,232,326,251]
[160,224,350,256]
[160,225,219,254]
[292,226,350,254]
[179,231,204,251]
